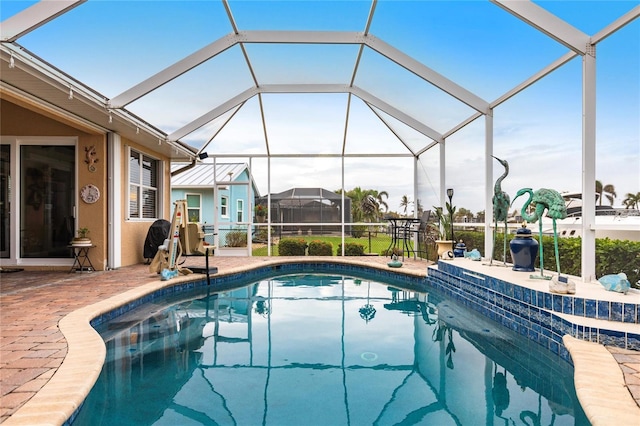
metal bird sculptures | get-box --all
[512,188,567,279]
[491,156,510,266]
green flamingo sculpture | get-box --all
[491,156,510,265]
[512,188,567,279]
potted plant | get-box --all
[433,203,455,259]
[255,204,267,222]
[71,227,92,247]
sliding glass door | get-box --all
[20,145,75,258]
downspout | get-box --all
[171,159,197,177]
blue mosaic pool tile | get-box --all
[540,309,551,328]
[559,345,570,362]
[599,329,625,347]
[585,299,596,318]
[562,296,573,315]
[624,303,637,323]
[552,294,562,312]
[543,293,552,310]
[573,298,585,317]
[514,285,522,301]
[597,300,610,320]
[610,302,623,322]
[628,333,640,351]
[539,334,549,349]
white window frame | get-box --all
[186,193,202,222]
[237,199,244,222]
[220,195,229,218]
[127,147,162,220]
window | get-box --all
[129,149,160,219]
[186,193,201,222]
[237,199,243,222]
[220,196,228,218]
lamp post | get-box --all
[446,188,454,253]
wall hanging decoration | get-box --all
[80,184,100,204]
[85,145,99,172]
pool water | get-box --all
[73,274,589,425]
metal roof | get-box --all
[264,187,343,201]
[170,162,256,190]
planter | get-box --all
[435,240,454,260]
[70,237,92,247]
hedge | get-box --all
[278,238,308,256]
[308,240,333,256]
[338,242,365,256]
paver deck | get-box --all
[1,256,638,425]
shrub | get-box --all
[225,230,247,247]
[351,225,366,238]
[382,247,403,257]
[339,242,365,256]
[278,238,307,256]
[308,240,333,256]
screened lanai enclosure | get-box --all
[257,188,351,236]
[1,1,638,279]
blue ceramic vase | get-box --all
[510,224,538,272]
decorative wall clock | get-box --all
[80,184,100,204]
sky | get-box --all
[2,0,639,214]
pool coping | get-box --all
[2,257,638,425]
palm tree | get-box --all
[399,195,412,215]
[337,187,389,223]
[623,192,640,210]
[363,189,389,222]
[596,180,617,206]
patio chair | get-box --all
[409,210,431,258]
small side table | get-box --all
[69,245,95,273]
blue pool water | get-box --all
[73,273,589,425]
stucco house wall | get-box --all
[0,96,173,270]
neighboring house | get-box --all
[170,162,261,255]
[257,188,351,236]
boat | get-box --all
[539,192,640,241]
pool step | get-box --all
[189,266,218,275]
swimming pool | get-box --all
[72,272,588,425]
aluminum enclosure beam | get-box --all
[0,0,86,42]
[591,5,640,44]
[363,35,489,113]
[350,87,444,143]
[109,30,488,114]
[168,87,258,141]
[491,0,589,55]
[168,84,444,145]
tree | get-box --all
[455,207,473,222]
[399,195,412,215]
[367,190,389,220]
[623,192,640,210]
[336,187,389,223]
[415,199,424,214]
[596,180,617,206]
